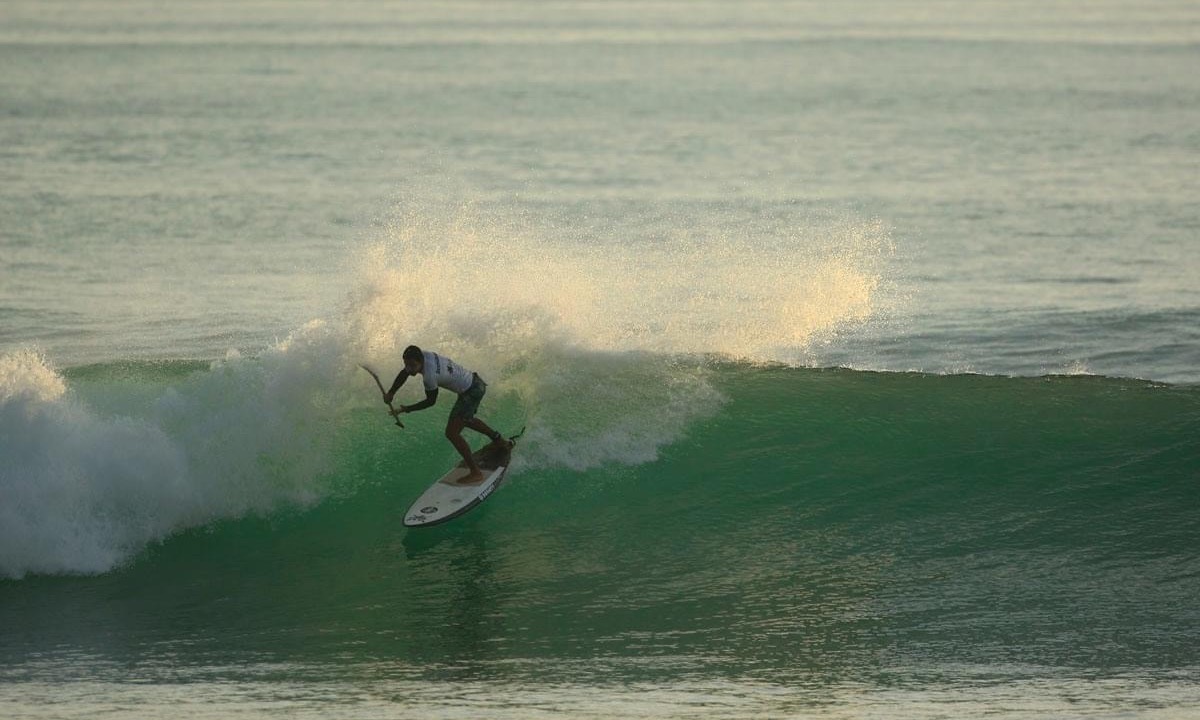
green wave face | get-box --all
[4,359,1198,686]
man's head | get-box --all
[402,345,424,374]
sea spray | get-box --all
[2,204,895,577]
[346,203,895,364]
[344,203,894,465]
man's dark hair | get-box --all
[402,345,424,363]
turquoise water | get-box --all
[3,2,1200,717]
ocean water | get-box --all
[2,1,1199,718]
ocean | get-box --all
[2,1,1199,717]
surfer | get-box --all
[383,345,507,485]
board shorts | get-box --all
[449,374,486,420]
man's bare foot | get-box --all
[457,468,486,486]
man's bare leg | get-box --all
[464,417,508,446]
[446,417,485,484]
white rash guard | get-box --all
[420,351,475,395]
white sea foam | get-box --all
[0,328,343,579]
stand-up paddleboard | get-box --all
[403,428,525,528]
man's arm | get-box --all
[383,370,411,402]
[400,389,439,413]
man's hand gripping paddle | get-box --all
[360,364,404,428]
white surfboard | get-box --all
[403,430,523,528]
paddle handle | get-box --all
[360,364,405,428]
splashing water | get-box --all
[1,205,893,577]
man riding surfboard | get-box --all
[383,345,508,485]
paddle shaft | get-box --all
[359,365,405,428]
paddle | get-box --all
[359,364,405,428]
